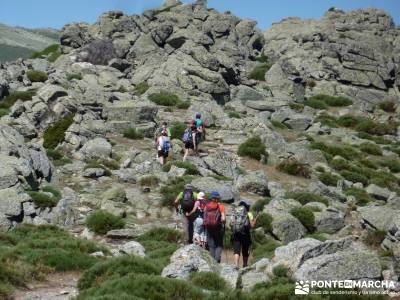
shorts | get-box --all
[157,150,168,158]
[232,232,251,257]
[193,217,206,243]
[184,142,194,149]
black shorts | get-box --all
[157,150,168,158]
[232,232,251,257]
[185,142,194,149]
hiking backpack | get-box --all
[196,199,207,218]
[182,130,192,143]
[230,205,250,234]
[203,201,222,229]
[181,188,195,213]
[161,138,170,154]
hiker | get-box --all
[154,122,171,145]
[182,120,197,161]
[174,184,198,244]
[194,112,205,146]
[186,191,207,248]
[204,191,226,263]
[156,130,170,165]
[230,200,257,269]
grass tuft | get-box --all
[238,136,268,161]
[86,210,125,235]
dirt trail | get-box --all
[13,272,80,300]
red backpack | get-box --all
[203,201,221,229]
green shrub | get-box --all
[189,272,227,291]
[26,70,48,82]
[318,172,341,187]
[78,255,159,291]
[76,274,204,300]
[138,175,159,186]
[46,148,63,160]
[308,94,353,107]
[176,100,191,109]
[290,207,315,232]
[238,136,268,161]
[0,90,36,110]
[379,100,397,113]
[379,158,400,173]
[48,51,61,62]
[363,229,386,248]
[344,187,373,206]
[251,235,279,263]
[255,53,268,63]
[307,80,316,89]
[306,232,328,241]
[148,92,180,106]
[249,63,270,81]
[310,141,360,161]
[251,198,270,214]
[43,114,74,149]
[358,132,392,145]
[355,119,398,136]
[270,120,288,129]
[66,73,82,81]
[359,142,382,156]
[162,161,200,175]
[304,98,328,110]
[314,113,339,127]
[85,159,119,171]
[0,108,8,117]
[42,185,62,202]
[247,277,295,300]
[337,114,363,128]
[86,210,125,235]
[31,44,59,59]
[27,191,58,208]
[272,265,288,278]
[134,82,149,95]
[286,192,329,206]
[122,128,144,140]
[169,121,186,140]
[228,111,241,119]
[289,102,304,112]
[137,228,182,244]
[255,213,273,234]
[276,158,311,178]
[340,170,368,185]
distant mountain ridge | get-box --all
[0,23,59,62]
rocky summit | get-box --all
[0,1,400,299]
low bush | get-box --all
[0,108,8,117]
[162,161,200,175]
[138,175,159,186]
[134,82,149,95]
[137,228,182,244]
[286,192,329,206]
[255,212,273,234]
[76,274,204,300]
[304,98,328,110]
[306,232,328,241]
[176,100,191,109]
[379,158,400,173]
[122,128,144,140]
[249,63,270,81]
[27,191,58,208]
[340,170,368,186]
[344,187,373,206]
[43,114,74,149]
[0,90,36,110]
[247,277,295,300]
[251,198,270,214]
[289,102,304,112]
[46,148,63,160]
[359,142,382,156]
[318,172,341,187]
[251,234,279,263]
[310,141,361,161]
[355,119,398,136]
[272,265,288,278]
[149,92,180,106]
[276,158,311,178]
[78,255,159,291]
[270,120,288,129]
[379,100,397,113]
[160,176,193,207]
[169,121,186,140]
[255,53,268,63]
[314,113,339,127]
[238,136,268,161]
[86,210,125,235]
[26,70,48,82]
[363,229,386,248]
[189,272,228,291]
[85,158,119,171]
[42,185,62,201]
[308,94,353,107]
[31,44,61,62]
[290,207,315,232]
[228,111,241,119]
[66,73,82,81]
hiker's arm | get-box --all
[250,218,257,228]
[186,205,197,217]
[221,212,226,224]
[173,195,181,206]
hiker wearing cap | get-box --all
[230,200,257,268]
[194,112,205,146]
[174,184,198,244]
[156,130,171,165]
[182,120,198,161]
[186,192,207,248]
[155,122,172,146]
[204,191,226,263]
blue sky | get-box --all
[0,0,399,30]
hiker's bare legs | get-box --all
[243,256,249,268]
[183,149,189,161]
[158,156,164,165]
[234,254,240,268]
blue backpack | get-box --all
[182,130,192,143]
[161,138,170,154]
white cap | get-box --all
[197,192,205,200]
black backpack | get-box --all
[181,188,195,213]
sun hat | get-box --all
[197,192,205,200]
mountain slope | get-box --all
[0,23,59,62]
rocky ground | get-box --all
[1,0,400,299]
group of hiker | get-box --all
[174,184,258,269]
[154,113,205,165]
